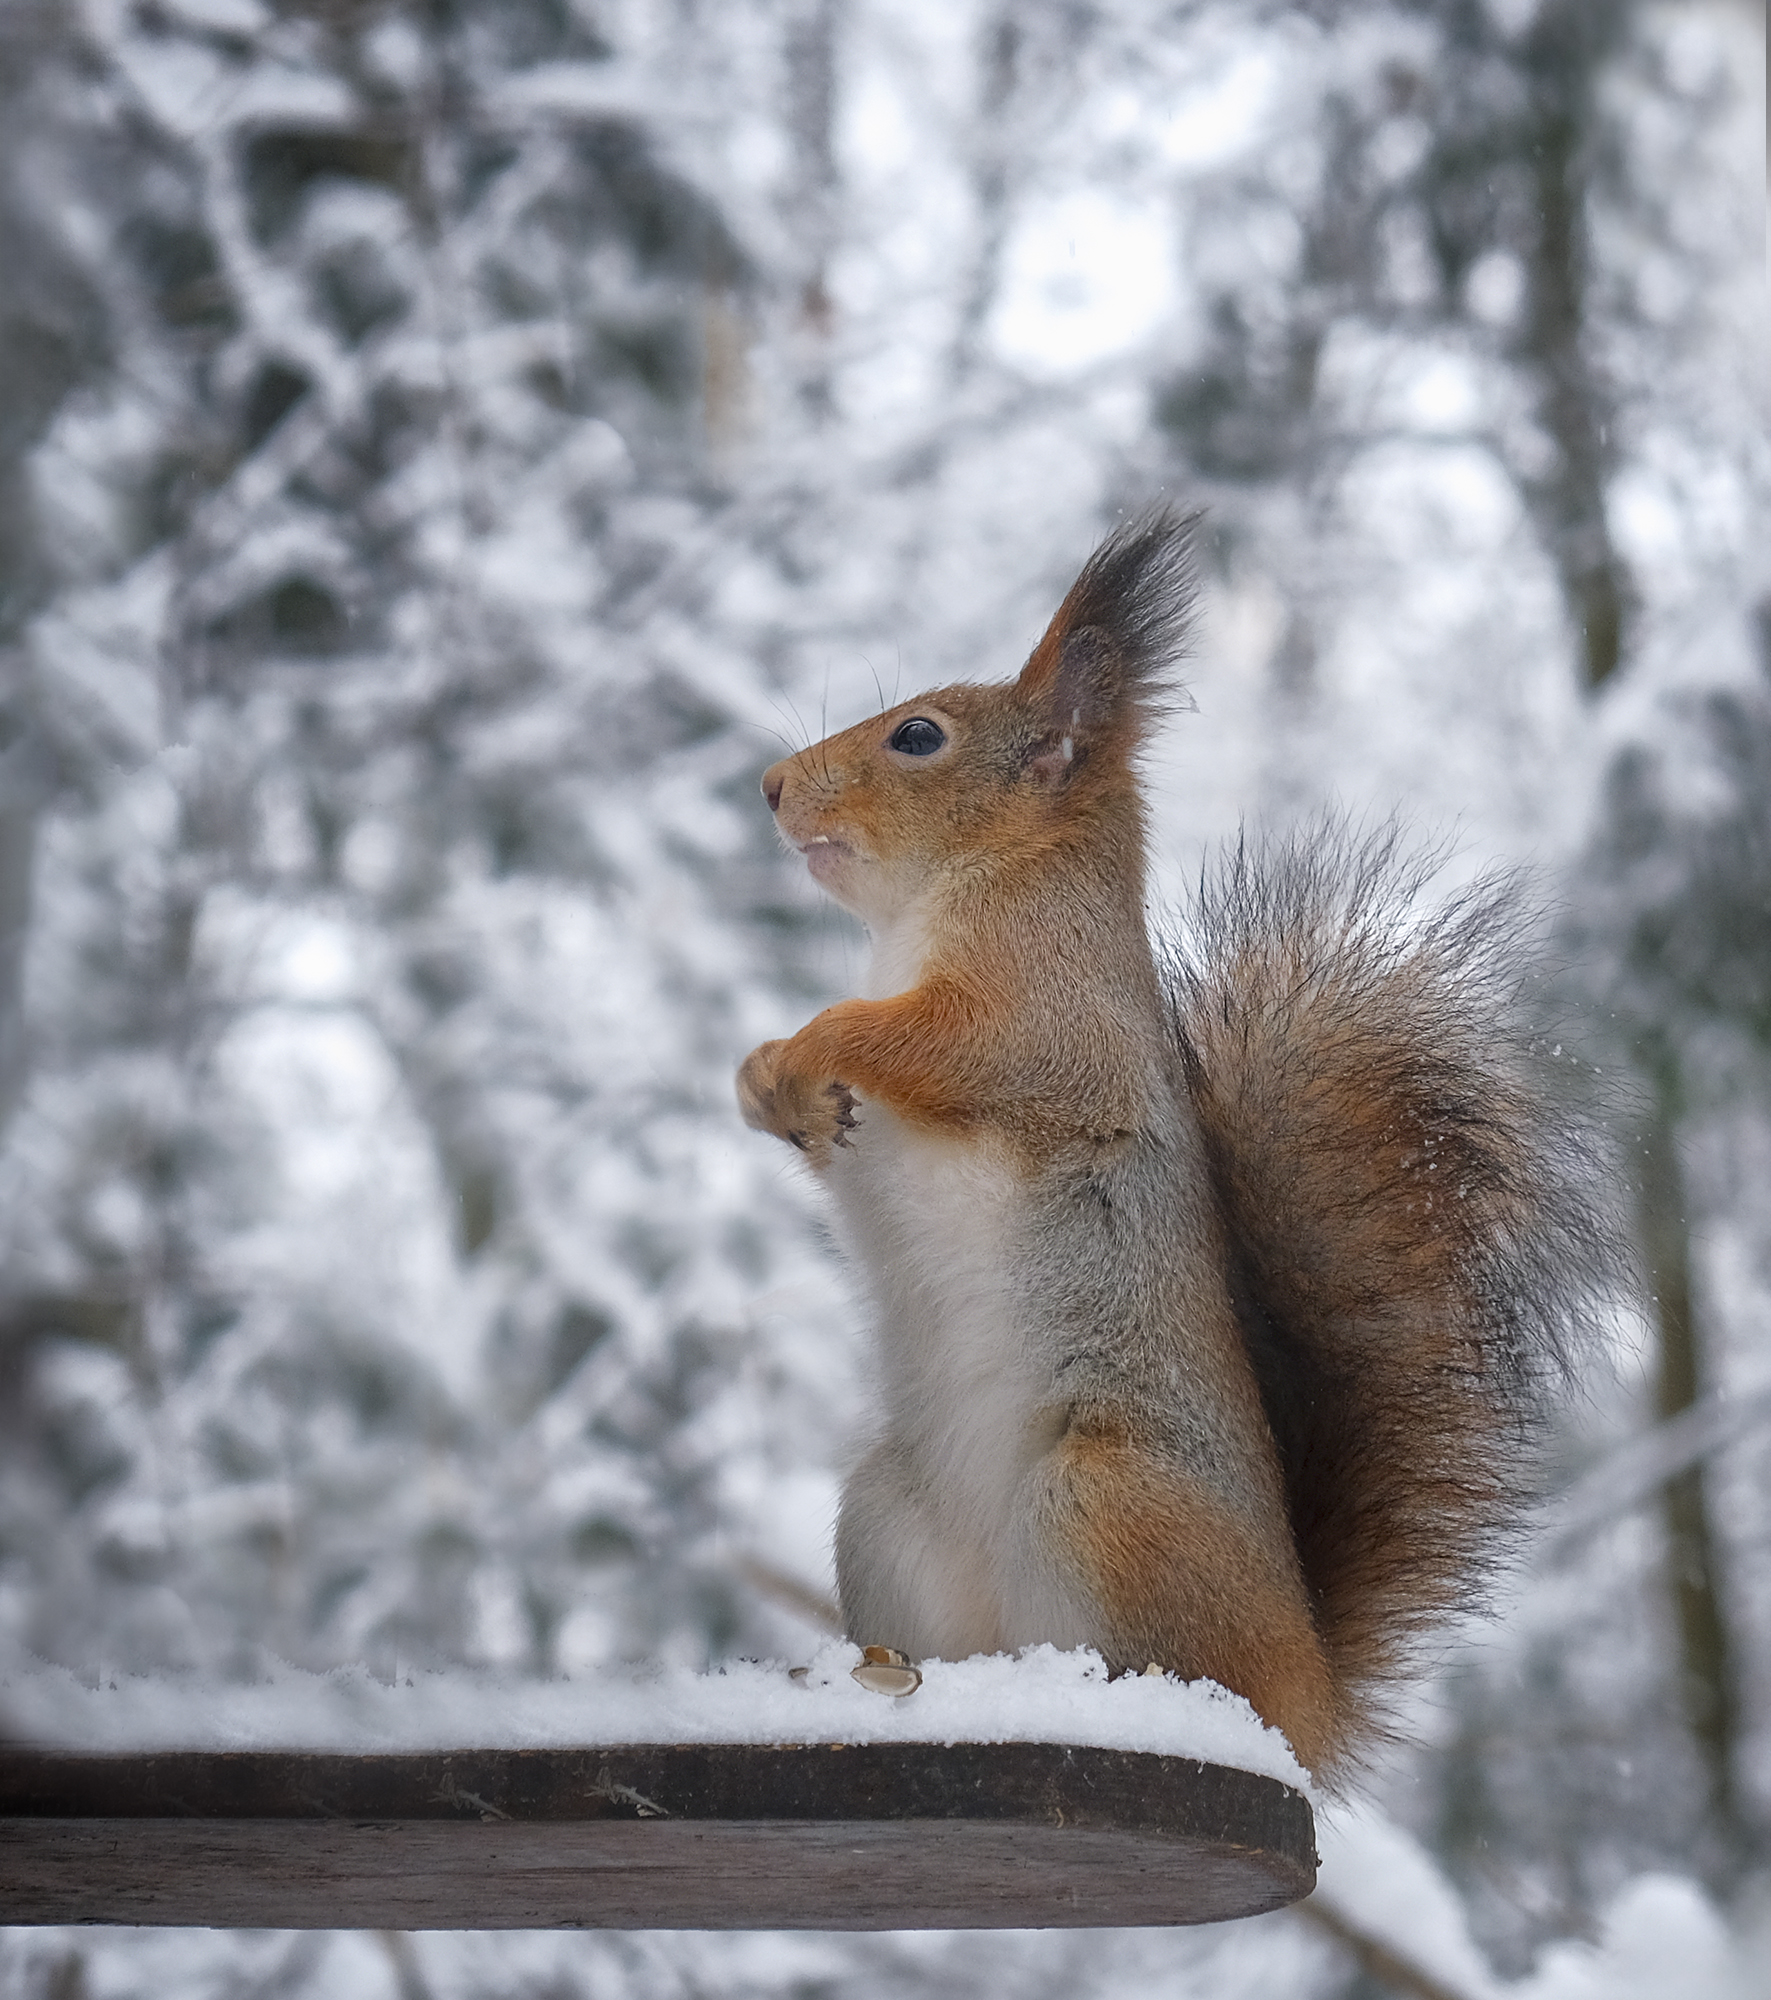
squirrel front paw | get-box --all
[736,1041,859,1168]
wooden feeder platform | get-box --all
[0,1741,1315,1930]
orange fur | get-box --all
[1046,1417,1338,1772]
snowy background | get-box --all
[0,0,1766,1994]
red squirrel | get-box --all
[737,510,1606,1777]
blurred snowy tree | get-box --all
[1576,618,1771,1844]
[0,0,858,1683]
[1157,0,1642,687]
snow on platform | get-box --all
[0,1640,1308,1791]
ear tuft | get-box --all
[1017,506,1201,744]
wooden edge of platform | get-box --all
[0,1742,1317,1931]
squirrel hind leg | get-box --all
[1028,1422,1347,1779]
[836,1439,1006,1663]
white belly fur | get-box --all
[826,1098,1086,1657]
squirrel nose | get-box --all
[762,766,785,813]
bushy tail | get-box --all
[1166,823,1617,1751]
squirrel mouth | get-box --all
[797,833,861,880]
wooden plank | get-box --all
[0,1744,1315,1930]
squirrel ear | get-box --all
[1022,628,1123,785]
[1048,626,1122,731]
[1016,624,1125,732]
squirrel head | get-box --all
[760,508,1200,931]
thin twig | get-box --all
[1301,1898,1492,2000]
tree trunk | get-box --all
[1638,1057,1739,1836]
[1514,1,1634,691]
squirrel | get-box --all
[736,509,1609,1778]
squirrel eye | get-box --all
[888,717,946,757]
